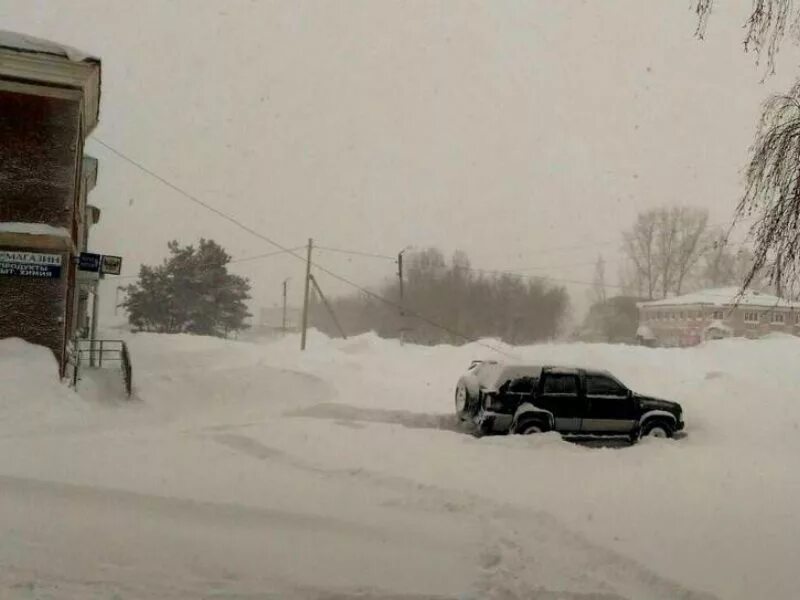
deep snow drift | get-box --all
[1,331,798,599]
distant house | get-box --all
[0,31,102,375]
[636,287,800,347]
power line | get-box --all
[113,246,305,280]
[315,246,396,261]
[93,137,766,350]
[95,136,757,266]
[93,138,515,357]
[311,230,755,277]
[229,246,307,266]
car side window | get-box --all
[507,376,537,394]
[542,374,578,395]
[586,375,626,396]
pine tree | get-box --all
[123,239,251,337]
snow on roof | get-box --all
[0,30,96,62]
[637,287,800,309]
[0,222,71,238]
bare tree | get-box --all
[623,207,709,299]
[671,207,709,295]
[591,254,607,304]
[734,82,800,293]
[701,228,738,287]
[622,210,660,299]
[654,208,680,298]
[618,260,642,298]
[316,247,570,345]
[694,1,800,294]
[695,0,796,74]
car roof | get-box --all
[582,368,614,377]
[475,363,542,390]
[472,361,615,382]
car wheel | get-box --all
[640,420,674,439]
[515,420,546,435]
[455,385,469,420]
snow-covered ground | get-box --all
[1,331,799,599]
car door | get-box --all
[582,374,637,433]
[536,373,584,432]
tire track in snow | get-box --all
[210,432,719,600]
[0,475,466,600]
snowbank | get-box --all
[0,338,89,433]
[1,330,799,599]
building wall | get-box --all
[0,83,83,374]
[639,304,800,346]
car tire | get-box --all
[514,419,548,435]
[640,419,675,439]
[455,385,470,421]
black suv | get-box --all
[455,361,684,440]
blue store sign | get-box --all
[78,252,102,272]
[0,250,62,278]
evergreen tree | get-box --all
[123,239,251,337]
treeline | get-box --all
[619,206,767,300]
[311,248,570,345]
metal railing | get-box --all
[71,338,133,397]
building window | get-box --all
[772,312,785,324]
[712,310,724,320]
[796,313,800,325]
[680,311,686,320]
[744,311,759,323]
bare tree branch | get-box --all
[737,81,800,293]
[694,0,714,39]
[695,0,798,73]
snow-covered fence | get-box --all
[71,339,132,397]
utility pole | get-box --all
[300,238,313,350]
[282,278,290,334]
[397,246,410,344]
[397,250,404,308]
[89,281,99,366]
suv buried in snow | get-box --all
[455,361,684,440]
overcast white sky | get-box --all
[4,0,800,323]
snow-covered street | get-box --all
[1,332,799,599]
